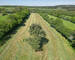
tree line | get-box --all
[0,7,30,40]
[49,9,75,23]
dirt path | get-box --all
[0,13,75,60]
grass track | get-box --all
[0,13,75,60]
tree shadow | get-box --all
[0,15,29,47]
[39,37,49,51]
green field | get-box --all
[63,20,75,30]
[48,15,75,30]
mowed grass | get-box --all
[48,15,75,30]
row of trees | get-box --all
[0,7,27,16]
[49,9,75,23]
[0,8,14,16]
[0,7,30,40]
[40,13,75,48]
[49,9,75,17]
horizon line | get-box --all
[0,4,75,6]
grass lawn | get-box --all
[63,20,75,30]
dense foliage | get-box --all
[26,24,48,51]
[29,24,46,37]
[71,31,75,47]
[0,7,30,40]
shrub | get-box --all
[71,31,75,48]
[26,24,48,51]
[26,37,41,51]
[29,24,46,37]
[72,40,75,47]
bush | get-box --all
[72,40,75,47]
[71,31,75,48]
[29,24,46,37]
[26,24,48,51]
[26,37,41,51]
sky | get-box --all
[0,0,75,6]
